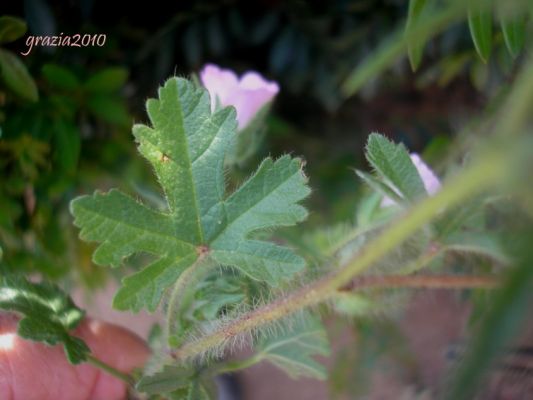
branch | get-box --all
[341,274,500,291]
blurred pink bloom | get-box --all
[200,64,279,130]
[382,153,441,207]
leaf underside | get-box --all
[256,316,330,379]
[71,77,310,313]
[0,275,89,364]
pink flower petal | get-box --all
[200,64,239,111]
[200,64,279,130]
[381,153,441,207]
[409,153,441,195]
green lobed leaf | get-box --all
[406,0,429,71]
[0,16,27,43]
[255,316,330,379]
[0,275,90,364]
[71,78,310,313]
[468,5,492,63]
[500,17,525,59]
[0,49,38,101]
[365,133,427,203]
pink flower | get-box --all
[382,153,441,207]
[200,64,279,130]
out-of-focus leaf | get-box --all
[468,5,492,62]
[84,67,128,93]
[182,22,203,66]
[0,49,38,101]
[136,366,211,399]
[0,275,89,364]
[136,365,194,394]
[444,232,509,264]
[270,28,296,73]
[406,0,429,71]
[342,2,464,96]
[365,133,427,202]
[206,15,225,56]
[86,95,130,127]
[500,17,525,59]
[0,16,27,43]
[54,120,81,172]
[446,230,533,400]
[255,316,330,379]
[42,64,80,91]
[249,13,279,45]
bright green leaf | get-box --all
[365,133,427,202]
[255,316,330,379]
[501,17,525,59]
[71,78,309,313]
[0,49,38,101]
[0,16,27,43]
[406,0,429,71]
[84,67,128,93]
[42,63,80,91]
[0,275,90,364]
[468,5,492,63]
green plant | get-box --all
[1,3,532,399]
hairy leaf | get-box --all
[255,316,330,379]
[355,170,403,205]
[365,133,426,202]
[71,78,309,312]
[0,275,89,364]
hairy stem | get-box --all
[341,274,500,291]
[165,252,211,346]
[86,354,134,386]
